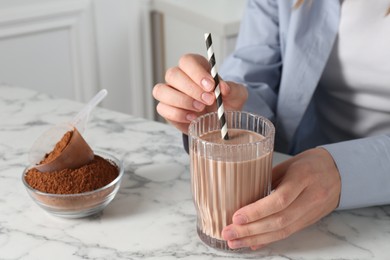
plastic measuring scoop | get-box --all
[29,89,108,172]
[70,89,108,134]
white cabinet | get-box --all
[0,0,154,120]
[151,0,246,84]
[0,0,97,101]
[0,0,245,121]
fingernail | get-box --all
[229,239,244,249]
[192,100,205,111]
[186,114,197,121]
[251,244,265,251]
[201,78,214,91]
[233,214,248,225]
[201,92,215,104]
[222,229,237,240]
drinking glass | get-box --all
[189,111,275,250]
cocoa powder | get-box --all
[40,131,73,164]
[25,155,119,194]
[24,128,122,216]
[26,129,118,195]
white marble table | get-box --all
[1,85,389,260]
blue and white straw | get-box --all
[204,33,229,140]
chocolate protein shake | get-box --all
[189,111,275,251]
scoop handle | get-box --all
[71,89,108,131]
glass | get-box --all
[22,151,124,218]
[189,111,275,250]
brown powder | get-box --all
[40,130,73,164]
[25,155,119,194]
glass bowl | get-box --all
[22,151,124,218]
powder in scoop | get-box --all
[39,130,73,165]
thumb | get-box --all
[219,78,231,96]
[220,80,248,110]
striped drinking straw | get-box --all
[204,33,229,140]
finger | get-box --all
[153,83,206,112]
[223,183,321,241]
[250,244,268,251]
[218,79,249,112]
[222,81,248,105]
[219,80,231,96]
[165,66,215,106]
[227,204,330,249]
[178,54,215,92]
[156,102,198,124]
[225,180,338,249]
[231,169,307,224]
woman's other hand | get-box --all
[221,148,341,250]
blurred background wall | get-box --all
[0,0,245,121]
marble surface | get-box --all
[1,85,389,260]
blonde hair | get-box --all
[293,0,305,9]
[295,0,390,16]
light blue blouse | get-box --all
[219,0,390,210]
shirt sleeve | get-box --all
[219,0,282,122]
[321,134,390,210]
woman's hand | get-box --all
[221,148,341,250]
[152,54,248,134]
